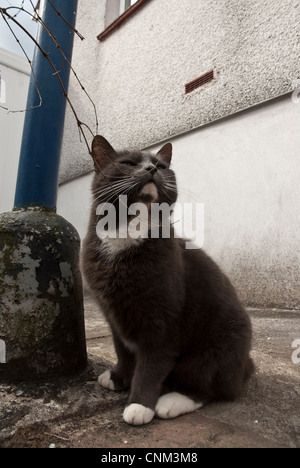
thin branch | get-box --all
[1,3,123,200]
[1,5,159,217]
[29,0,99,135]
[47,0,85,41]
[0,2,98,152]
[0,8,42,113]
[44,432,70,442]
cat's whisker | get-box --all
[160,186,174,201]
[163,184,178,193]
[163,176,199,200]
[164,183,199,202]
[93,181,135,201]
[94,180,140,207]
[93,179,133,195]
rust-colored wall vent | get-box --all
[185,70,214,94]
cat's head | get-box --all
[90,135,178,207]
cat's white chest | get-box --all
[100,236,143,258]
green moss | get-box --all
[0,210,86,378]
[11,302,59,348]
[0,233,23,303]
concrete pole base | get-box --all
[0,209,87,381]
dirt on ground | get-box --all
[0,299,299,449]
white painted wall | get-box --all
[58,94,300,309]
[166,95,300,310]
[0,48,30,214]
[57,173,93,241]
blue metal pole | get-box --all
[14,0,78,210]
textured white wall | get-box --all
[60,0,106,182]
[60,0,300,181]
[57,173,93,241]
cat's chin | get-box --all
[140,181,158,201]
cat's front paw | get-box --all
[123,404,155,426]
[155,392,203,419]
[98,370,115,391]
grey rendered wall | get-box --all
[58,94,300,310]
[60,0,300,181]
[154,96,300,310]
[58,0,300,310]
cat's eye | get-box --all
[121,160,137,167]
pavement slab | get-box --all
[0,297,299,449]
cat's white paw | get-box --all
[155,392,203,419]
[123,404,155,426]
[98,370,115,391]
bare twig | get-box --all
[0,1,98,152]
[0,2,147,207]
[29,0,99,135]
[47,0,85,41]
[0,7,42,113]
[44,432,70,442]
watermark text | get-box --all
[291,339,300,364]
[96,196,204,250]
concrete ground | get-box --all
[0,296,299,449]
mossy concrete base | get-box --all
[0,209,87,381]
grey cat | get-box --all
[81,136,254,426]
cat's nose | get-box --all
[145,165,157,174]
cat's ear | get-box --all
[91,136,116,172]
[156,143,172,167]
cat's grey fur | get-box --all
[81,136,254,426]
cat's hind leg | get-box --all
[155,392,203,420]
[98,366,133,392]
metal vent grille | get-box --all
[185,70,214,94]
